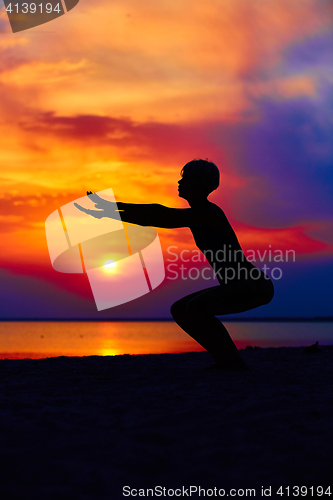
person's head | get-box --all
[178,159,220,202]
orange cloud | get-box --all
[1,0,331,123]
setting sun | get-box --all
[104,260,117,270]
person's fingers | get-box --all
[89,193,108,206]
[74,202,104,219]
[74,202,89,213]
[86,192,102,208]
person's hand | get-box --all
[74,191,115,219]
[74,202,105,219]
[86,191,111,209]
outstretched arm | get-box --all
[74,192,198,228]
[117,202,195,228]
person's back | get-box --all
[188,200,259,285]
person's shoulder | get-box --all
[190,201,221,217]
[207,201,222,211]
[207,202,234,230]
[206,202,226,218]
[191,201,226,229]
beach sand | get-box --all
[0,346,332,499]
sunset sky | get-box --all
[0,0,332,319]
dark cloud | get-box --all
[18,111,226,165]
[284,33,333,73]
[20,112,135,141]
[226,96,333,228]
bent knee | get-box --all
[261,279,275,305]
[185,299,204,317]
[170,300,184,320]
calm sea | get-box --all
[0,321,332,359]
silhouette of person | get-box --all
[75,159,274,370]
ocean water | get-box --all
[0,321,332,359]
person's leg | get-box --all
[183,285,249,368]
[171,285,243,367]
[171,278,274,369]
[170,288,210,337]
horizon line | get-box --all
[1,317,333,322]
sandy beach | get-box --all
[0,346,332,499]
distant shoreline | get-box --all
[1,317,333,322]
